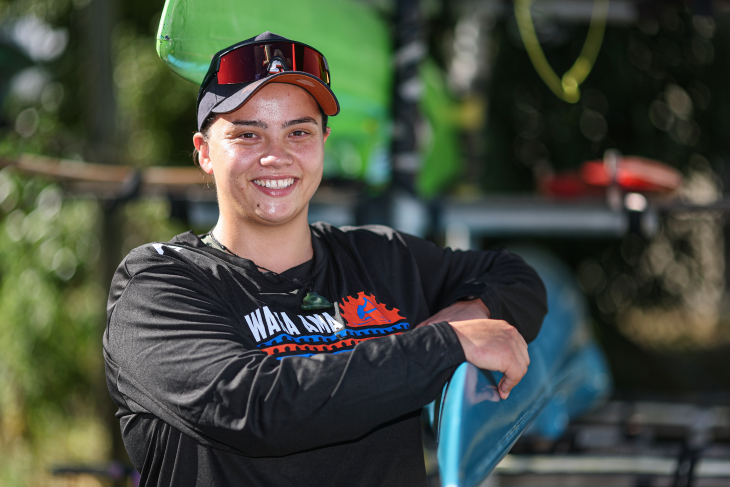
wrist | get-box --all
[457,296,491,319]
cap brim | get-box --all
[211,72,340,118]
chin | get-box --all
[253,209,301,226]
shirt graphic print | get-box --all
[243,292,410,359]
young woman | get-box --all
[104,31,546,486]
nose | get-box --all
[260,143,293,168]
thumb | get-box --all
[497,372,522,400]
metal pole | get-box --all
[387,0,431,236]
[391,0,425,190]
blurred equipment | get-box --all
[514,0,609,103]
[541,154,684,198]
[581,156,683,193]
[497,397,730,486]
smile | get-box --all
[253,178,295,189]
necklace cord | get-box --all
[514,0,610,103]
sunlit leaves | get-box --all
[112,22,197,166]
[0,172,106,483]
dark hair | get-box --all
[192,106,328,166]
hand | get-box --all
[448,318,529,399]
[417,300,529,400]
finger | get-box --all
[505,333,529,373]
[512,349,530,384]
[509,349,529,382]
[497,377,507,399]
[507,327,530,368]
[498,361,527,399]
[516,340,530,369]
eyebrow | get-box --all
[229,119,268,129]
[227,117,319,130]
[283,117,318,128]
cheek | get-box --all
[298,142,325,170]
[211,141,241,163]
[211,143,259,175]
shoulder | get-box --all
[120,231,209,276]
[311,222,406,245]
[309,222,444,266]
[108,231,225,310]
[311,221,447,254]
[113,231,235,299]
[310,222,416,257]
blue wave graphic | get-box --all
[277,349,353,360]
[260,322,410,348]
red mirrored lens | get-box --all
[217,42,329,86]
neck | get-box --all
[212,213,313,274]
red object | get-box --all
[540,172,595,198]
[216,41,329,85]
[580,156,682,193]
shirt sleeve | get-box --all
[397,232,548,343]
[104,252,465,458]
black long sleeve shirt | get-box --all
[103,223,547,486]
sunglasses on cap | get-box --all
[198,40,331,106]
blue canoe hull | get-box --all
[430,247,613,487]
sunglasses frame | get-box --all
[197,40,331,109]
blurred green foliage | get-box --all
[0,170,185,484]
[0,1,190,483]
[0,170,106,484]
[113,20,198,166]
[0,0,198,166]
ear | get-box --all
[323,127,331,145]
[193,132,214,175]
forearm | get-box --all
[202,321,462,455]
[107,313,463,457]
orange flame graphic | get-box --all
[339,292,406,327]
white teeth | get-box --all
[253,178,295,189]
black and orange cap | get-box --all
[196,31,340,131]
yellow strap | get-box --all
[514,0,610,103]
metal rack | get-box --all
[493,398,730,487]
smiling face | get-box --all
[194,83,330,231]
